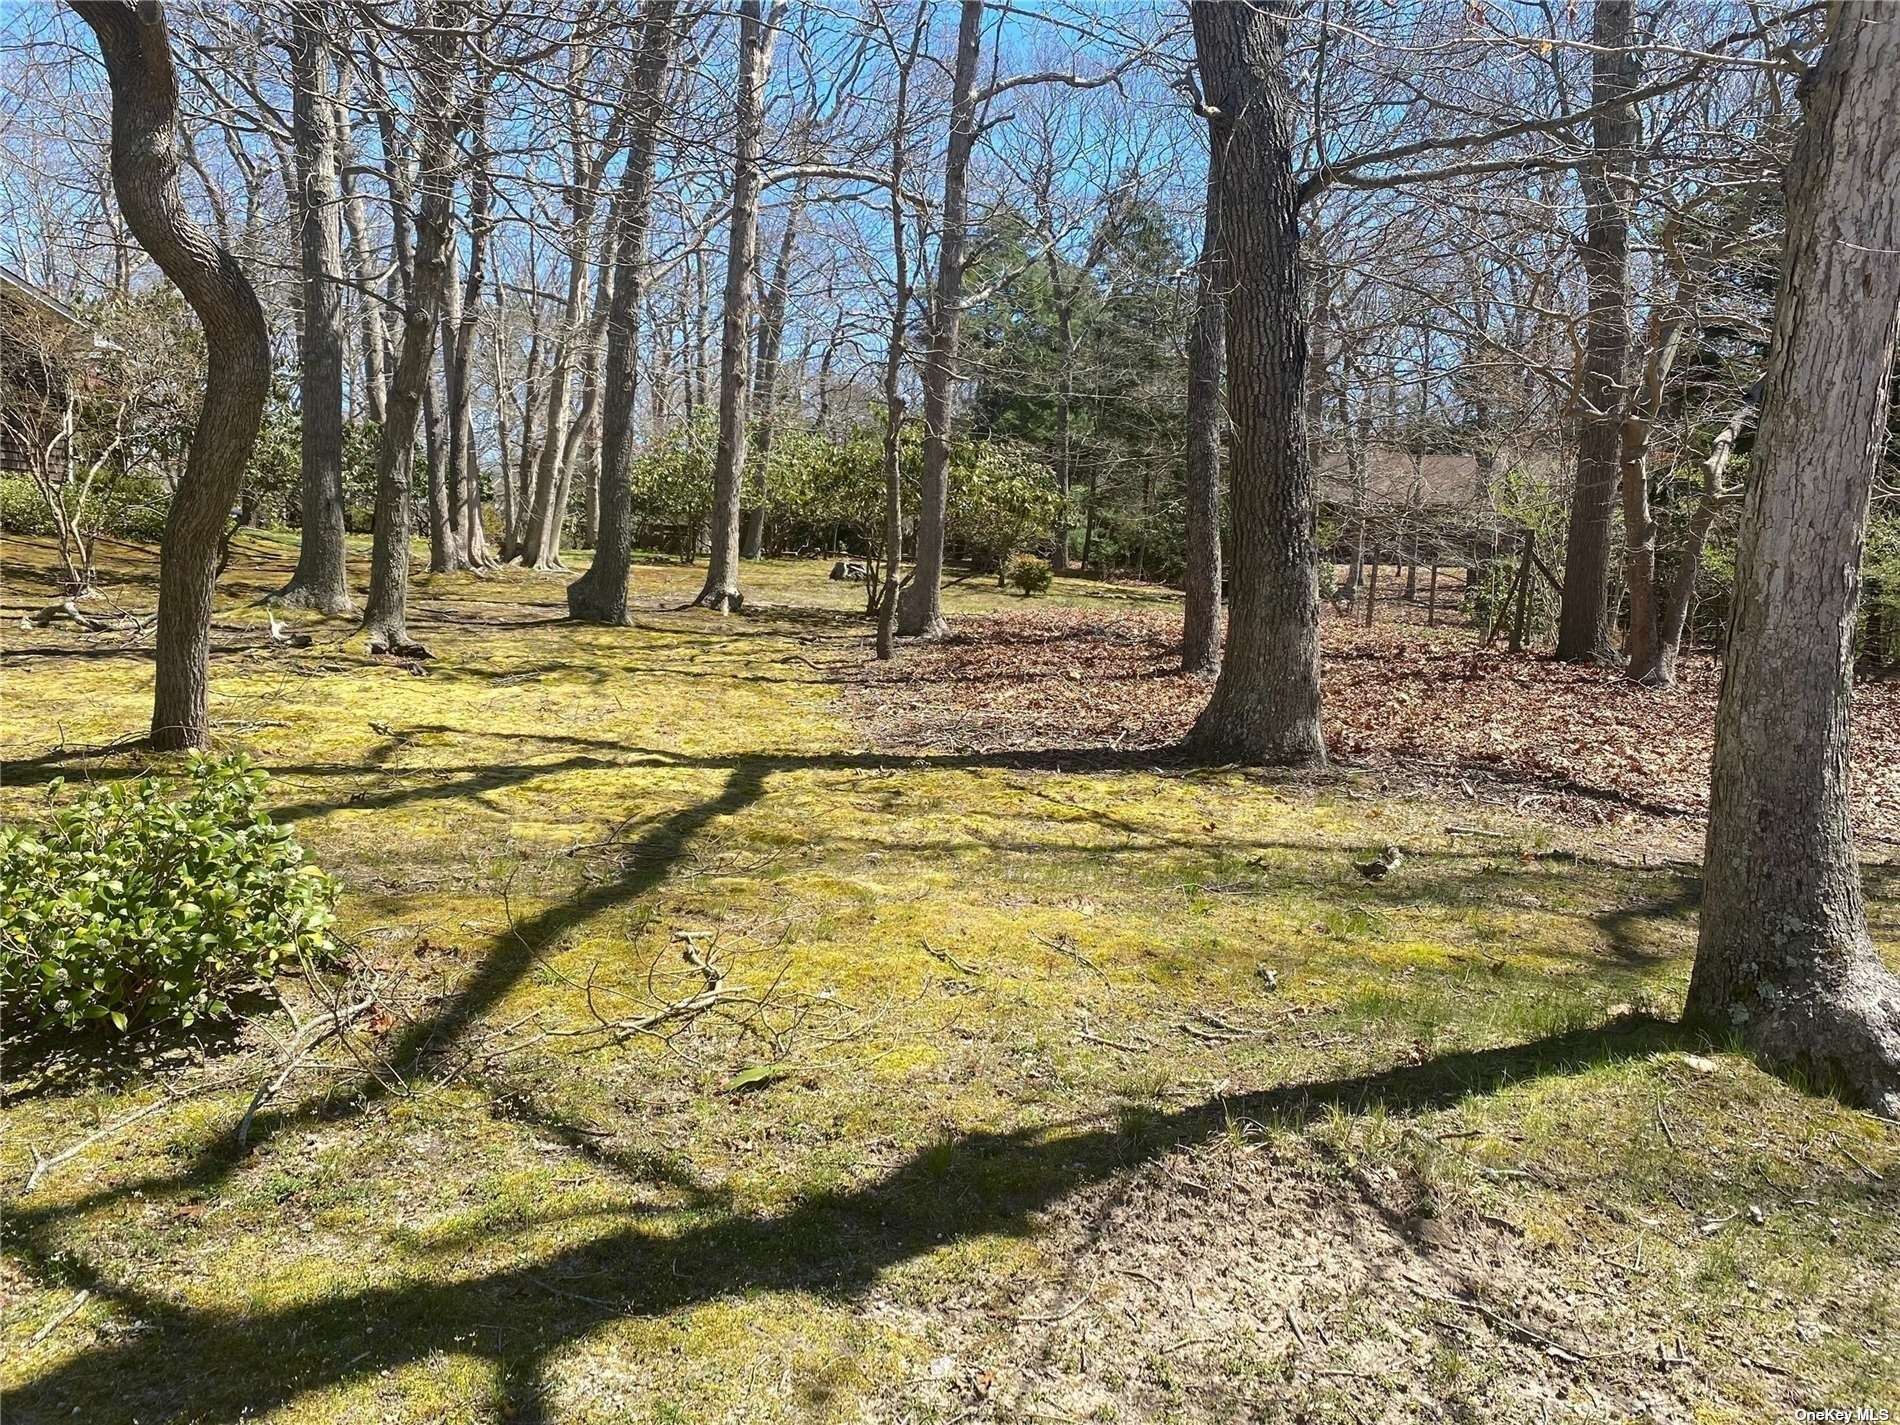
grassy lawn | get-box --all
[1,531,1895,1424]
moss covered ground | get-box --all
[1,531,1895,1423]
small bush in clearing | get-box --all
[1007,554,1053,597]
[0,756,338,1035]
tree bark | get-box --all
[743,184,805,560]
[505,323,544,559]
[334,86,387,425]
[562,217,620,556]
[1181,152,1224,676]
[874,19,925,660]
[898,0,983,638]
[1555,0,1636,662]
[566,3,679,625]
[361,4,458,655]
[1687,2,1900,1118]
[423,365,460,571]
[1181,0,1324,767]
[278,0,352,613]
[695,0,773,613]
[520,48,630,572]
[446,73,492,566]
[72,0,272,751]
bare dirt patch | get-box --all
[874,1130,1767,1425]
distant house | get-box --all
[1315,442,1568,564]
[0,265,111,475]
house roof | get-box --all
[0,264,118,356]
[1314,444,1565,513]
[0,263,88,330]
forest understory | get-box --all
[2,532,1896,1425]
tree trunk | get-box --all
[505,325,543,559]
[73,0,272,752]
[743,183,805,560]
[1655,382,1758,672]
[447,75,492,566]
[434,245,473,571]
[898,0,983,639]
[278,0,352,614]
[1555,0,1635,662]
[562,221,619,556]
[566,3,678,625]
[695,0,773,613]
[521,58,624,573]
[361,5,458,655]
[1181,0,1324,767]
[423,367,460,571]
[493,307,516,543]
[334,87,387,425]
[874,25,923,660]
[1049,299,1076,574]
[1687,2,1900,1118]
[1181,153,1224,677]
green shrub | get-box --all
[0,477,54,535]
[0,472,170,541]
[1007,553,1053,597]
[97,473,171,541]
[0,757,339,1035]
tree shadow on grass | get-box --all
[0,717,1890,1418]
[0,758,770,1212]
[1593,874,1704,965]
[3,1015,1696,1425]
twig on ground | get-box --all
[1029,929,1107,980]
[1007,1295,1093,1325]
[26,1289,91,1348]
[1078,1026,1153,1054]
[1178,1009,1260,1044]
[1412,1286,1598,1362]
[1655,1098,1680,1150]
[1838,1145,1884,1181]
[236,997,377,1148]
[24,1094,178,1193]
[921,938,984,977]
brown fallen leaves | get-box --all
[857,604,1900,838]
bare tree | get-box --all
[442,61,493,568]
[1181,0,1323,766]
[277,0,352,613]
[741,180,806,560]
[566,3,681,625]
[360,3,459,656]
[1688,2,1900,1117]
[516,33,633,572]
[1554,0,1637,664]
[1180,141,1223,676]
[896,0,983,639]
[70,0,272,751]
[694,0,774,613]
[873,7,928,661]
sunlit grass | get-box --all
[1,532,1894,1422]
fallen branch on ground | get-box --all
[24,1093,180,1193]
[236,996,378,1149]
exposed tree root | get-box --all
[271,582,354,617]
[1739,956,1900,1120]
[366,632,436,660]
